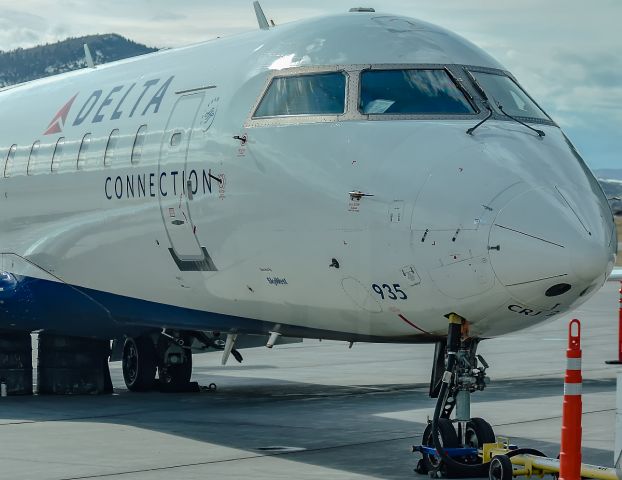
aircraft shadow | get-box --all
[0,373,614,479]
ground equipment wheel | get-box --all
[489,454,513,480]
[465,417,496,447]
[421,418,460,472]
[158,349,192,392]
[122,336,156,391]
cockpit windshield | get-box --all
[470,71,550,121]
[246,65,556,127]
[253,72,346,118]
[359,69,475,115]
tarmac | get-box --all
[0,281,619,480]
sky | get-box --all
[0,0,619,170]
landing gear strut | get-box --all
[416,314,495,477]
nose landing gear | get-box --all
[415,314,496,477]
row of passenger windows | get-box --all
[252,68,549,120]
[3,125,147,178]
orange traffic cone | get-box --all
[559,319,582,480]
[605,281,622,364]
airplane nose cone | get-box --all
[489,187,613,308]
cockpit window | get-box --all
[359,69,475,115]
[470,71,549,121]
[254,72,346,117]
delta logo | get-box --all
[44,94,78,135]
[43,76,175,135]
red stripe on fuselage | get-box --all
[398,314,431,335]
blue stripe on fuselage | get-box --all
[0,273,417,343]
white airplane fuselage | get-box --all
[0,12,617,343]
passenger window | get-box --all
[27,141,41,175]
[77,133,92,170]
[104,129,119,166]
[359,69,475,115]
[51,137,65,172]
[4,145,16,178]
[170,132,182,147]
[131,125,147,164]
[470,71,549,120]
[254,72,346,117]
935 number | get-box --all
[372,283,407,300]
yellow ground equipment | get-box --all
[484,438,617,480]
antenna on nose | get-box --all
[253,1,270,30]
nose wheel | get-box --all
[465,417,496,448]
[420,418,460,472]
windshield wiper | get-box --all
[445,67,493,136]
[465,70,490,103]
[497,104,545,137]
[464,69,546,138]
[466,106,493,135]
[445,68,476,106]
[465,70,493,135]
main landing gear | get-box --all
[416,314,495,478]
[122,330,193,392]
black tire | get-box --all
[122,337,156,392]
[0,333,32,378]
[39,351,102,369]
[0,332,32,352]
[465,417,496,448]
[39,334,108,352]
[421,418,459,472]
[38,367,104,395]
[0,351,32,369]
[0,368,33,395]
[489,455,513,480]
[158,350,192,392]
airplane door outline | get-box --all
[158,93,217,271]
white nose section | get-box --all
[489,187,610,308]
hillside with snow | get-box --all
[0,34,156,87]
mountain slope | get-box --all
[0,34,157,87]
